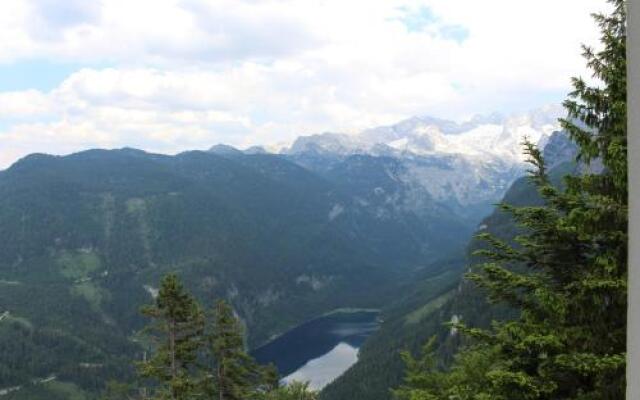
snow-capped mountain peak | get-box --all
[285,105,564,164]
[281,105,565,212]
[354,106,563,162]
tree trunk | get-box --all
[217,362,224,400]
[170,319,177,400]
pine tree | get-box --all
[396,1,627,398]
[393,337,448,400]
[259,363,281,393]
[394,338,497,400]
[209,299,261,400]
[263,381,318,400]
[137,273,205,400]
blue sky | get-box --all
[394,5,469,42]
[0,0,606,168]
[396,5,439,32]
[0,60,92,92]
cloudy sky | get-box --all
[0,0,606,168]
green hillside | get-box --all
[0,148,478,398]
[320,160,578,400]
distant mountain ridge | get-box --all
[283,105,563,161]
[212,105,565,223]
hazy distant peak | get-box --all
[467,112,505,125]
[542,130,578,169]
[287,132,360,156]
[209,144,243,156]
[243,145,268,155]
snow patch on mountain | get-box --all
[280,106,563,211]
[286,105,564,163]
[328,204,345,221]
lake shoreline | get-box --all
[251,310,381,387]
[254,307,381,350]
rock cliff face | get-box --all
[543,131,579,169]
[281,106,564,224]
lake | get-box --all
[252,310,379,390]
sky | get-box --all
[0,0,607,169]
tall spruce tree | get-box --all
[395,1,627,399]
[135,278,287,400]
[137,273,205,400]
[209,299,261,400]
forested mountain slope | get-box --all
[320,133,577,400]
[0,147,479,398]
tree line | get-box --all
[102,273,316,400]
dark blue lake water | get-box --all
[252,310,379,390]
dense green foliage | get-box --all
[394,1,627,399]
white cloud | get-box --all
[0,0,320,64]
[0,0,609,168]
[0,89,51,118]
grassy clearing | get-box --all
[4,314,33,330]
[404,288,456,325]
[70,282,108,312]
[57,251,101,280]
[40,381,88,400]
[126,198,146,213]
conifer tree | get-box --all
[259,363,281,393]
[263,381,318,400]
[396,1,627,399]
[137,273,205,400]
[209,299,261,400]
[393,337,448,400]
[394,339,497,400]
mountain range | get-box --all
[226,104,565,219]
